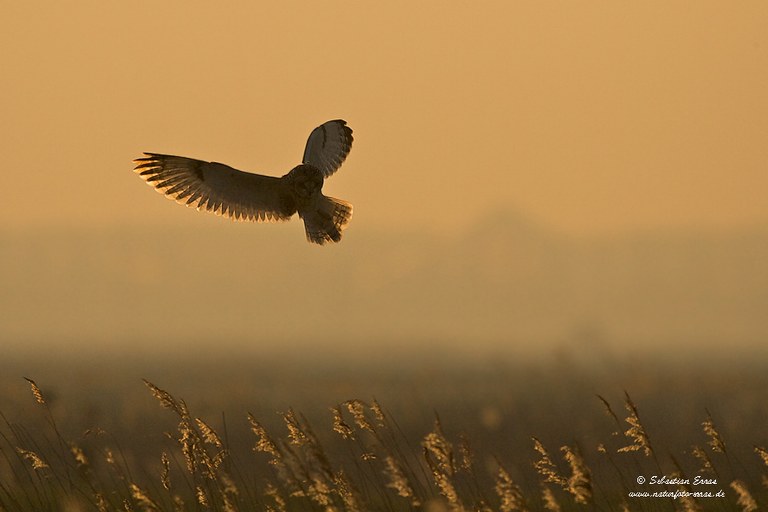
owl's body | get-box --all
[283,164,352,244]
[133,120,354,244]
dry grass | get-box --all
[0,352,768,512]
[1,358,767,511]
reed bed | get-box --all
[1,376,766,511]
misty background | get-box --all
[2,216,767,359]
[2,1,767,361]
[3,7,768,508]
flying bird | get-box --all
[133,119,354,244]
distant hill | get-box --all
[2,215,767,356]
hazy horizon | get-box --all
[3,211,766,359]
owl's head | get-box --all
[285,164,324,199]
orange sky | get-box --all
[2,1,767,236]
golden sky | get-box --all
[2,1,767,236]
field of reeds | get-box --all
[0,351,766,511]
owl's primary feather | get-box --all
[133,119,354,244]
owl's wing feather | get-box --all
[133,153,295,222]
[302,119,353,178]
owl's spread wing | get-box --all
[302,119,353,178]
[133,153,295,222]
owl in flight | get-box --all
[133,119,354,244]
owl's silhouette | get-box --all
[133,120,354,244]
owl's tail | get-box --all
[302,195,353,245]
